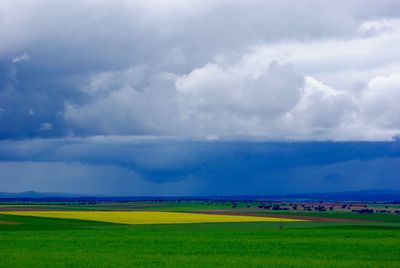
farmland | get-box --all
[1,201,400,267]
[0,211,304,224]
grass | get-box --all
[0,216,399,267]
[1,203,400,267]
[250,210,400,223]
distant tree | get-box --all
[272,204,280,210]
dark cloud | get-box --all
[0,138,399,195]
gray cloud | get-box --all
[0,138,399,195]
[0,161,203,196]
[64,61,306,137]
[1,0,400,140]
[264,158,400,194]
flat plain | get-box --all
[1,201,400,267]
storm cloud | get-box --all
[0,138,399,195]
[1,0,400,140]
[1,1,400,195]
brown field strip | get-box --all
[198,210,369,223]
[0,221,22,225]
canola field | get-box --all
[0,211,304,224]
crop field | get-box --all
[1,201,400,267]
[0,211,304,224]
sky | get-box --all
[0,0,400,195]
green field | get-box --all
[1,202,400,267]
[251,209,400,223]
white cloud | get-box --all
[39,122,53,131]
[361,73,400,128]
[64,52,400,140]
[242,18,400,90]
[175,61,305,136]
[283,77,358,139]
[12,52,30,63]
[65,60,306,137]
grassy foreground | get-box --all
[1,213,400,268]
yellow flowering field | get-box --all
[0,211,306,224]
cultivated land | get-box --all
[0,211,305,224]
[1,201,400,267]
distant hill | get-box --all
[0,190,399,202]
[0,191,85,198]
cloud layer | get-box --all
[1,138,400,195]
[1,1,400,195]
[0,0,400,140]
